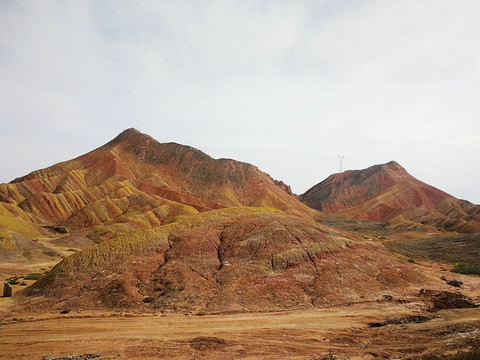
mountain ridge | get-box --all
[0,128,314,264]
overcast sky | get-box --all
[1,0,479,204]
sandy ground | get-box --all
[1,303,480,360]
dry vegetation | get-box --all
[386,233,480,267]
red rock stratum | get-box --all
[300,161,480,233]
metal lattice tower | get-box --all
[338,155,345,173]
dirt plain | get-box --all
[1,301,480,360]
[2,260,480,360]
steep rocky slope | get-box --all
[0,129,313,262]
[23,207,439,313]
[300,161,480,233]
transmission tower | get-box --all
[338,155,345,173]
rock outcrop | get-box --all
[3,283,12,297]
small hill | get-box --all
[300,161,480,233]
[22,207,439,313]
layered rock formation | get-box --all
[0,128,313,262]
[24,208,437,313]
[3,130,478,314]
[300,161,480,233]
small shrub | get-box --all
[42,250,58,257]
[451,264,480,276]
[23,273,43,280]
[7,278,19,285]
[398,256,417,264]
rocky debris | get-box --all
[441,276,463,288]
[189,336,227,351]
[42,355,100,360]
[3,283,12,297]
[368,315,431,328]
[419,289,478,311]
[41,225,69,234]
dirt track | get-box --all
[1,303,480,360]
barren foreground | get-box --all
[2,256,480,359]
[1,302,480,360]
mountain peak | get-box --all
[300,161,480,233]
[299,161,416,214]
[108,128,153,145]
[383,160,405,171]
[386,160,399,166]
[379,161,408,179]
[122,127,141,135]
